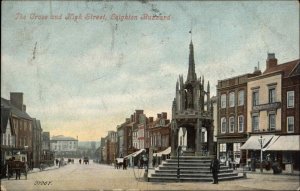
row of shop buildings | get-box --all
[97,110,171,165]
[216,53,300,171]
[97,53,299,172]
[1,92,52,174]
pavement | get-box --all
[236,167,300,176]
[1,161,299,191]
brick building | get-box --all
[148,112,171,153]
[32,119,42,168]
[1,93,34,168]
[241,54,300,172]
[216,70,261,165]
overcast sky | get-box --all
[1,1,299,141]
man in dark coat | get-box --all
[210,155,220,184]
[123,158,127,170]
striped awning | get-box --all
[264,135,300,151]
[124,149,145,158]
[155,147,171,157]
[240,135,275,150]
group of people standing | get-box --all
[55,158,65,168]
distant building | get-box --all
[42,132,50,151]
[50,135,78,157]
[104,131,118,164]
[148,112,171,153]
[116,119,130,158]
[41,131,53,164]
[137,114,147,149]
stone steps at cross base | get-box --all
[161,162,226,167]
[182,150,195,156]
[148,175,244,182]
[153,169,234,174]
[152,171,238,177]
[148,155,244,182]
[158,166,228,170]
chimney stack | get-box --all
[149,117,154,123]
[162,112,167,119]
[10,92,23,111]
[157,113,162,119]
[131,115,134,123]
[266,53,277,70]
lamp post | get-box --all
[258,135,265,173]
[177,146,182,180]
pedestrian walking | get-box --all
[79,159,82,164]
[139,156,143,169]
[152,155,157,168]
[210,155,220,184]
[56,159,60,166]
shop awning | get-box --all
[264,135,300,151]
[262,135,280,151]
[240,135,275,150]
[155,147,171,157]
[124,149,145,159]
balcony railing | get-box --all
[252,102,281,112]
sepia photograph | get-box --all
[1,1,299,190]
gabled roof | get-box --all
[288,60,300,77]
[263,59,300,78]
[1,98,32,120]
[1,107,11,134]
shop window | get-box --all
[220,143,226,152]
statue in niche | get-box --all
[187,89,193,109]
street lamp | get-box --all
[258,135,265,173]
[177,146,182,180]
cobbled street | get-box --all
[1,160,299,191]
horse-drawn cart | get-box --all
[6,154,28,180]
[7,160,28,180]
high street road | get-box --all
[1,160,299,191]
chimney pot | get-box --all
[10,92,24,111]
[266,53,277,70]
[22,104,26,112]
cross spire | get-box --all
[187,32,196,83]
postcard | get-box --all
[1,1,299,191]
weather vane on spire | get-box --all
[189,20,193,41]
